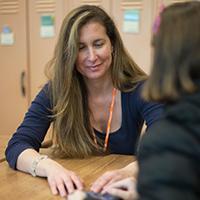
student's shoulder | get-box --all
[139,118,182,153]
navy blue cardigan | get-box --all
[6,83,163,169]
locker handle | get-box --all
[20,71,26,97]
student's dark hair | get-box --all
[143,1,200,102]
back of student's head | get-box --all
[143,1,200,102]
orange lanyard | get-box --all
[93,88,117,152]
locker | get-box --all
[28,0,64,100]
[63,0,111,14]
[111,0,155,74]
[0,0,64,144]
[0,0,28,136]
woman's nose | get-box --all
[88,48,97,62]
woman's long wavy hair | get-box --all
[143,1,200,103]
[45,5,147,158]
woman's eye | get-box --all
[94,42,104,48]
[79,44,85,50]
[79,45,85,50]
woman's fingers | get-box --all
[48,178,58,195]
[102,178,138,200]
[70,172,84,190]
[47,167,84,197]
[63,175,75,194]
[91,171,115,192]
[105,177,136,190]
[56,179,68,197]
[62,171,84,194]
[105,188,134,200]
[91,168,132,193]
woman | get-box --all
[5,5,163,197]
[102,1,200,199]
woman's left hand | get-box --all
[90,161,137,193]
[102,177,138,200]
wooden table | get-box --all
[0,154,134,200]
[0,134,12,162]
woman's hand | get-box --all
[16,149,84,197]
[90,161,138,193]
[102,177,138,200]
[43,159,84,197]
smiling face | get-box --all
[75,21,113,83]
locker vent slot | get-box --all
[0,0,19,14]
[36,0,55,13]
[121,0,143,10]
[81,0,101,6]
[171,0,191,3]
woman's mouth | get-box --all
[88,63,101,71]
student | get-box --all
[5,5,163,197]
[102,1,200,199]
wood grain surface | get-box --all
[0,154,134,200]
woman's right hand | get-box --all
[42,159,84,197]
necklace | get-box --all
[92,88,117,152]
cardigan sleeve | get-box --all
[135,82,164,129]
[5,83,52,169]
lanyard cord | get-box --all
[93,88,117,152]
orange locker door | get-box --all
[111,0,155,74]
[63,0,111,15]
[28,0,64,100]
[0,0,29,136]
